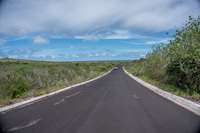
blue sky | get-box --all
[0,0,199,61]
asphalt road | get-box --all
[1,64,200,133]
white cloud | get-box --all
[145,39,169,44]
[51,55,55,59]
[118,49,149,52]
[140,54,146,57]
[72,54,79,58]
[75,35,100,41]
[104,30,134,39]
[0,0,199,38]
[79,46,89,50]
[102,53,106,56]
[122,38,169,45]
[69,46,74,50]
[0,39,7,45]
[75,30,150,40]
[33,36,49,44]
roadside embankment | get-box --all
[0,58,117,107]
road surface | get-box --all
[1,64,200,133]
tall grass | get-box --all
[0,59,116,106]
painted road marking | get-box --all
[4,119,41,132]
[65,91,81,99]
[54,99,65,105]
[133,94,139,99]
[54,91,82,105]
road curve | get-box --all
[0,64,200,133]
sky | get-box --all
[0,0,199,61]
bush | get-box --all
[165,16,200,92]
[123,16,200,96]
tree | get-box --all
[165,16,200,93]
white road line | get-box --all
[54,99,65,105]
[54,91,81,105]
[133,94,139,99]
[65,91,81,99]
[4,119,41,132]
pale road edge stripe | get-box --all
[0,68,114,113]
[123,67,200,116]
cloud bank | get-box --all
[0,0,199,38]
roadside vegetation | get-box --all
[122,16,200,101]
[0,59,116,106]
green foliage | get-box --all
[0,59,116,106]
[165,16,200,93]
[145,43,167,79]
[123,16,200,98]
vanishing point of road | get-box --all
[1,65,200,133]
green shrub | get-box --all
[165,16,200,92]
[123,16,200,97]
